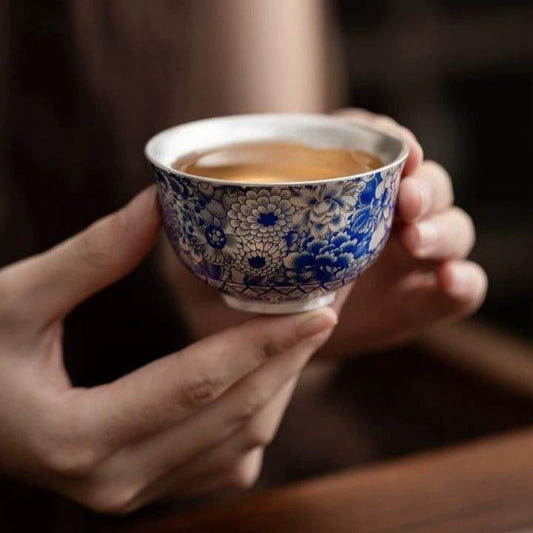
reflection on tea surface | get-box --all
[174,141,383,183]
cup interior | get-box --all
[145,114,408,185]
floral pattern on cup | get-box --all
[154,164,402,303]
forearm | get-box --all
[183,0,344,116]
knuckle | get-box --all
[232,327,269,365]
[225,394,266,438]
[224,411,253,440]
[246,338,271,365]
[236,386,270,421]
[34,400,98,478]
[176,372,225,410]
[261,337,293,360]
[233,399,258,426]
[244,317,300,360]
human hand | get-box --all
[322,109,487,356]
[0,187,337,513]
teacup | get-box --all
[145,114,408,313]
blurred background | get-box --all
[0,0,531,529]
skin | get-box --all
[0,185,343,514]
[0,111,487,514]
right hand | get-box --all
[0,186,338,514]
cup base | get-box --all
[221,292,337,314]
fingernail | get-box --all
[124,186,157,223]
[297,309,338,339]
[417,186,428,218]
[406,185,427,220]
[416,221,438,253]
[448,265,473,298]
[399,180,426,221]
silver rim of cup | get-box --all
[145,113,409,187]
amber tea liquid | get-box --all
[173,141,382,183]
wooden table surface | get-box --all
[117,428,533,533]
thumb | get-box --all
[4,186,160,324]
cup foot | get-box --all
[221,292,337,314]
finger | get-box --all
[333,108,423,176]
[399,207,475,260]
[3,186,160,324]
[381,261,487,347]
[438,261,488,307]
[321,259,487,355]
[361,231,440,279]
[397,160,454,222]
[114,328,332,483]
[418,261,488,320]
[81,308,337,459]
[181,376,297,479]
[127,378,297,509]
[173,448,264,499]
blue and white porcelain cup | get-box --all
[145,114,408,314]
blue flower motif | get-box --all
[205,225,227,249]
[157,169,194,199]
[158,174,201,247]
[285,230,306,252]
[284,233,368,283]
[290,182,358,239]
[188,224,238,265]
[235,239,287,281]
[357,172,382,207]
[227,187,295,240]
